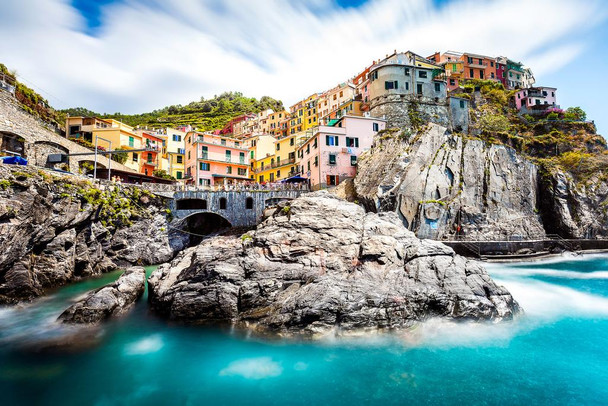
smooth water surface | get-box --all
[1,256,608,405]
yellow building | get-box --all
[250,133,300,183]
[163,127,187,180]
[65,116,142,172]
[302,93,320,132]
[266,110,289,136]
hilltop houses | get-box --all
[63,48,554,188]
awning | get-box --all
[1,156,28,165]
[281,175,308,183]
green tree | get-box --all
[111,147,129,164]
[565,107,586,122]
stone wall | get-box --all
[370,95,450,129]
[0,90,132,173]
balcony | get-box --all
[468,62,487,69]
[144,161,158,167]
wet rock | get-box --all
[149,192,520,337]
[58,267,146,324]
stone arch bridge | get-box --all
[165,189,306,228]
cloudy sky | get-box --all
[1,0,607,134]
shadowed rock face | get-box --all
[148,192,520,337]
[58,267,146,324]
[0,165,188,304]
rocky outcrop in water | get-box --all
[354,124,608,240]
[58,267,146,324]
[148,192,519,337]
[0,165,187,304]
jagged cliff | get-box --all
[0,165,187,304]
[355,124,608,240]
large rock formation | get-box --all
[148,192,519,337]
[355,124,544,240]
[0,165,187,304]
[58,267,146,324]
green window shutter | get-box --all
[334,136,338,146]
[355,138,359,148]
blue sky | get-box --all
[0,0,606,136]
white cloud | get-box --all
[0,0,605,114]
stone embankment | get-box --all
[148,192,519,337]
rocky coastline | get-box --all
[148,192,520,337]
[0,165,187,304]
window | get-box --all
[326,135,338,146]
[221,139,226,146]
[346,137,359,147]
[314,156,318,166]
[178,148,185,154]
[188,151,191,160]
[226,166,232,174]
[246,197,254,210]
[467,57,473,64]
[470,68,474,78]
[478,58,483,65]
[290,138,294,146]
[176,155,183,164]
[373,122,379,132]
[129,136,134,147]
[405,82,409,91]
[480,70,484,79]
[450,79,456,86]
[404,68,410,76]
[132,152,138,162]
[385,81,398,90]
[259,175,264,182]
[459,100,465,108]
[147,153,153,163]
[552,92,555,97]
[306,144,310,154]
[176,171,182,179]
[416,83,423,95]
[418,70,427,78]
[313,138,318,148]
[269,173,275,182]
[307,161,310,171]
[238,168,246,176]
[219,198,227,210]
[371,70,378,80]
[200,162,210,171]
[491,72,495,79]
[239,152,245,163]
[490,61,494,67]
[172,134,182,142]
[277,170,281,178]
[202,146,208,159]
[225,150,231,162]
[351,155,357,166]
[276,143,281,151]
[434,82,441,92]
[327,175,338,186]
[328,154,336,165]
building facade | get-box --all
[297,115,385,189]
[185,131,250,186]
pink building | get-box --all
[514,86,557,112]
[297,115,385,189]
[184,131,250,186]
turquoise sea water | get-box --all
[1,256,608,405]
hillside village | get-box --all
[1,49,599,190]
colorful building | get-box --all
[514,86,557,112]
[460,52,497,81]
[184,131,250,186]
[297,115,385,190]
[65,116,142,172]
[248,133,277,181]
[367,51,447,107]
[252,133,300,183]
[139,131,164,176]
